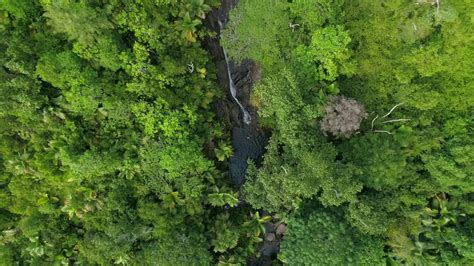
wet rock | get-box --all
[264,222,275,234]
[229,126,267,187]
[265,233,276,242]
[261,240,280,257]
[276,224,286,236]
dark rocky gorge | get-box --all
[203,0,268,188]
[203,1,285,264]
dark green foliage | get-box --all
[341,134,407,191]
[279,205,386,265]
[0,0,260,264]
[134,229,214,265]
[388,194,474,264]
[1,0,473,264]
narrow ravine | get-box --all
[218,20,252,125]
[203,1,284,264]
[203,0,268,188]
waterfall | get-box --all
[218,20,252,125]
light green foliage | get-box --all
[422,141,473,196]
[244,152,306,213]
[221,0,291,69]
[288,0,345,30]
[293,25,353,83]
[36,51,102,117]
[318,164,362,207]
[0,0,35,19]
[214,142,233,162]
[137,140,216,216]
[208,191,239,207]
[211,211,260,265]
[131,100,200,140]
[279,205,386,265]
[346,197,393,236]
[254,68,324,144]
[42,1,113,43]
[42,1,122,70]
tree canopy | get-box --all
[223,0,473,264]
[1,0,473,264]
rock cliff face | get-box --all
[203,0,268,187]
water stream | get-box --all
[208,5,277,262]
[218,20,252,125]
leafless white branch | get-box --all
[374,130,392,135]
[381,102,405,118]
[371,115,379,131]
[289,22,300,32]
[187,63,194,73]
[382,118,411,124]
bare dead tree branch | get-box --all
[187,63,194,73]
[381,102,404,118]
[281,166,288,175]
[382,118,411,124]
[374,130,392,135]
[371,115,379,131]
[289,22,300,32]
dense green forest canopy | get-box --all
[0,0,473,265]
[0,0,259,264]
[223,0,473,264]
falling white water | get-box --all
[219,20,251,125]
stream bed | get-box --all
[203,0,268,188]
[203,1,284,264]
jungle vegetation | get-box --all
[1,0,473,265]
